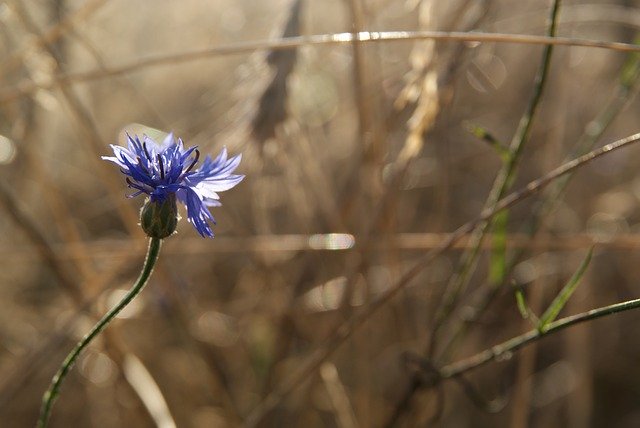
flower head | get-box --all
[103,133,243,237]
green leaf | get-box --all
[512,281,539,327]
[489,211,508,286]
[463,122,510,161]
[515,285,529,319]
[538,247,594,333]
[620,36,640,89]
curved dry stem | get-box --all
[4,30,640,103]
[244,132,640,426]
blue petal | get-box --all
[105,133,242,238]
[177,187,216,237]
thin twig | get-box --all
[0,181,84,305]
[4,30,640,103]
[0,0,109,81]
[345,0,377,161]
[438,296,640,379]
[430,0,562,359]
[320,363,359,428]
[434,29,640,368]
[386,6,564,420]
[244,131,640,426]
[0,255,138,410]
[7,0,141,234]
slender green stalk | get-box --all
[388,10,564,423]
[439,296,640,379]
[37,237,162,428]
[248,132,640,428]
[435,34,640,361]
[430,0,562,355]
[537,247,593,331]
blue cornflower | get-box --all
[103,133,243,238]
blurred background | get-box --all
[3,0,640,426]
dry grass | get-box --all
[3,0,640,427]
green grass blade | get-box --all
[538,247,594,332]
[620,36,640,89]
[464,122,510,161]
[515,285,529,320]
[489,211,509,286]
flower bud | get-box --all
[140,195,178,239]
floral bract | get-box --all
[104,133,243,237]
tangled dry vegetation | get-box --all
[3,0,640,427]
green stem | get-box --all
[435,34,640,361]
[37,237,162,428]
[430,0,562,354]
[440,297,640,379]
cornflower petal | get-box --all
[105,133,243,237]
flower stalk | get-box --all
[37,237,162,428]
[38,132,242,426]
